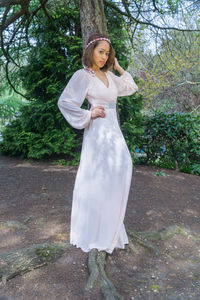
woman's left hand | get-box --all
[113,57,120,70]
[113,57,125,75]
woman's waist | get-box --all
[90,101,117,109]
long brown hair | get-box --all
[82,33,115,72]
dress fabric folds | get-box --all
[58,68,138,254]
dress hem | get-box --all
[70,240,129,254]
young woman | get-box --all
[57,33,138,254]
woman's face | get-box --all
[92,41,110,70]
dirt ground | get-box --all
[0,154,200,300]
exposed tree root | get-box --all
[85,249,123,299]
[127,228,161,255]
[128,225,185,241]
[127,224,196,255]
[1,224,195,300]
[85,249,99,290]
[0,242,71,286]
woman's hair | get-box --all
[82,33,115,72]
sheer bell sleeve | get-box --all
[57,69,92,130]
[108,70,138,97]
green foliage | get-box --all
[138,28,199,113]
[0,4,82,160]
[35,246,58,261]
[52,154,81,166]
[0,78,26,126]
[180,163,200,176]
[138,112,200,174]
[0,96,25,125]
[149,284,161,292]
[167,0,179,14]
[118,89,145,162]
[0,99,78,159]
[154,171,166,176]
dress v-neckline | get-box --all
[95,72,110,89]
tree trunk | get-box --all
[79,0,108,48]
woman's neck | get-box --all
[92,67,100,71]
[91,65,104,72]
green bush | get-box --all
[0,99,78,159]
[138,111,200,174]
[0,95,27,126]
[119,90,144,163]
[0,5,83,161]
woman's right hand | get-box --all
[91,105,105,119]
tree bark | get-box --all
[0,242,71,286]
[79,0,108,48]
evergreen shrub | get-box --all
[138,111,200,175]
[0,5,83,161]
[119,90,144,163]
[0,99,78,159]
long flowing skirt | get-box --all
[70,107,133,254]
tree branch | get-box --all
[0,0,31,32]
[5,61,28,99]
[0,0,23,6]
[105,0,200,32]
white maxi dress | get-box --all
[57,68,138,254]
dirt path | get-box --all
[0,155,200,300]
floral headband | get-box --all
[85,37,111,49]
